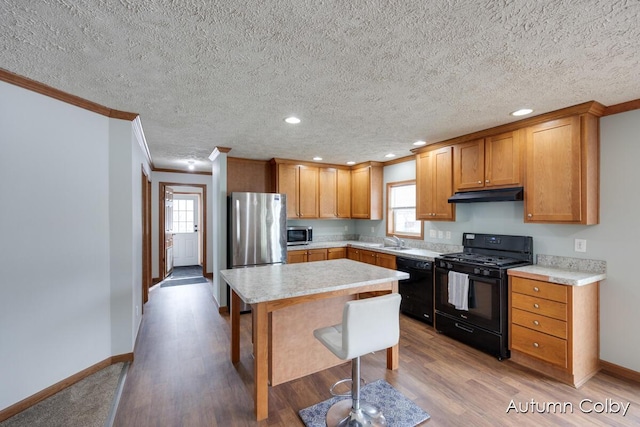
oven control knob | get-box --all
[473,268,481,275]
[446,263,453,269]
[482,269,490,276]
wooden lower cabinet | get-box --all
[327,247,346,260]
[288,247,348,264]
[508,275,600,387]
[358,249,396,269]
[287,248,328,264]
[347,247,361,261]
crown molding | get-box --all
[0,68,138,120]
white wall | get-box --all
[0,81,147,409]
[109,118,150,355]
[374,115,640,372]
[210,150,227,308]
[150,172,213,279]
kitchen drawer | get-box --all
[511,324,567,368]
[512,308,567,339]
[512,293,567,321]
[512,277,567,303]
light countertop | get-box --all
[508,265,606,286]
[220,258,409,304]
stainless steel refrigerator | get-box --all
[228,192,287,311]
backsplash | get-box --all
[536,254,606,273]
[313,234,358,242]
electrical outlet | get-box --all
[429,229,436,238]
[574,239,587,252]
[135,305,139,316]
[344,225,348,231]
[371,226,375,233]
[445,231,451,240]
[438,230,444,239]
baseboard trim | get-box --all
[0,353,134,422]
[205,272,213,279]
[219,306,229,315]
[600,360,640,384]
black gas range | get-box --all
[434,233,533,360]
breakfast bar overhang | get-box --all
[220,259,409,421]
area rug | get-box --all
[0,363,127,427]
[160,276,208,287]
[298,379,430,427]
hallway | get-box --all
[114,282,640,426]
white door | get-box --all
[172,195,200,267]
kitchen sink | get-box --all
[385,246,411,251]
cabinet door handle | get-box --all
[533,303,539,309]
[533,320,540,326]
[485,179,490,183]
[527,213,533,218]
[533,342,540,348]
[477,180,482,184]
[533,286,539,292]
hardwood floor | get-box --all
[114,282,640,426]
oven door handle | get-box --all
[455,322,474,333]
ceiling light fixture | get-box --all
[313,156,323,161]
[511,108,533,117]
[188,160,195,170]
[284,116,301,124]
[413,140,427,146]
[385,153,396,158]
[346,161,356,165]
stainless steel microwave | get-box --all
[286,226,312,246]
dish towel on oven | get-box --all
[448,271,470,311]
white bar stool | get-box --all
[313,293,401,427]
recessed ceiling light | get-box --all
[313,156,323,161]
[284,116,301,124]
[346,161,356,165]
[511,108,533,117]
[385,153,396,158]
[188,160,195,170]
[413,140,427,146]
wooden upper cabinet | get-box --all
[524,114,599,224]
[350,163,383,219]
[275,162,318,219]
[319,167,351,218]
[453,131,521,191]
[416,146,455,221]
[453,138,485,190]
[298,166,319,218]
[486,131,522,187]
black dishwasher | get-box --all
[396,257,433,325]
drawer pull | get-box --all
[455,322,474,333]
[533,342,540,348]
[533,286,539,292]
[533,303,539,309]
[533,320,540,326]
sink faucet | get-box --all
[392,235,404,248]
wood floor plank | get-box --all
[114,282,640,426]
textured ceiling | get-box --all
[2,0,639,172]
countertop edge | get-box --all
[508,267,606,286]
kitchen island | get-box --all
[220,258,409,421]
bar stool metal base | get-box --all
[326,399,387,427]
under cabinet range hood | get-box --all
[447,187,524,203]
